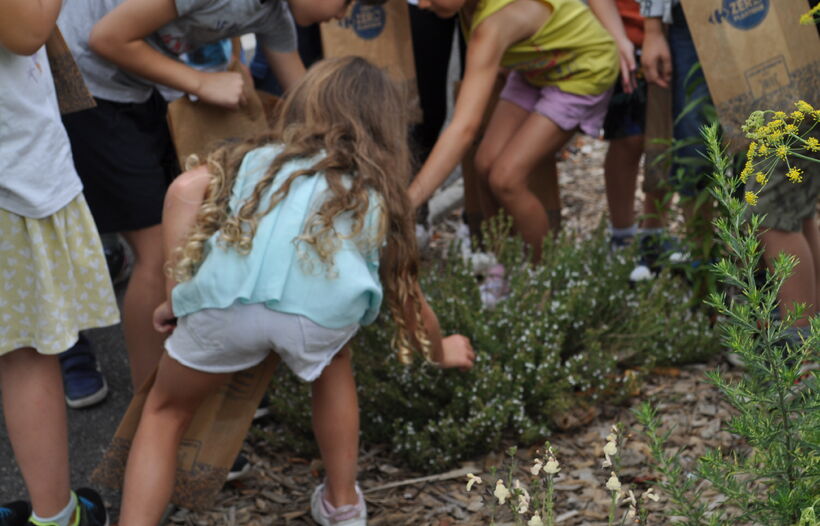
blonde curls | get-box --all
[168,57,431,363]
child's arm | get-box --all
[407,3,548,208]
[587,0,636,93]
[0,0,62,55]
[262,48,306,93]
[88,0,245,108]
[405,285,475,370]
[641,18,671,88]
[152,165,211,332]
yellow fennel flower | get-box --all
[773,111,787,120]
[791,111,805,122]
[747,141,758,158]
[757,144,769,156]
[786,167,804,183]
[740,161,753,183]
[755,172,767,184]
[784,124,799,134]
[775,145,790,160]
[805,137,820,152]
[745,191,758,205]
[796,100,814,113]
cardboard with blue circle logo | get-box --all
[681,0,819,149]
[320,0,421,121]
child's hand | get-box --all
[194,71,246,109]
[438,335,476,371]
[641,22,672,89]
[153,301,177,333]
[615,37,637,94]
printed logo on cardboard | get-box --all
[338,2,386,40]
[709,0,770,30]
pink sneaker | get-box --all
[310,483,367,526]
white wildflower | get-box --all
[544,456,560,474]
[530,459,543,476]
[514,480,530,514]
[494,480,511,505]
[603,440,618,457]
[642,487,660,502]
[602,454,612,468]
[606,472,622,492]
[528,514,544,526]
[466,473,482,492]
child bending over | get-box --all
[408,0,619,260]
[118,57,475,526]
[57,0,351,392]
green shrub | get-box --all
[264,218,719,471]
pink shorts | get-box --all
[499,70,613,136]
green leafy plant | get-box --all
[263,218,719,470]
[635,122,819,525]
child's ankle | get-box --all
[323,482,360,508]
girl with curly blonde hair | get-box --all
[118,56,475,526]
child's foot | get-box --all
[59,336,108,409]
[310,483,367,526]
[0,501,30,526]
[27,489,108,526]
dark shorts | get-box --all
[62,91,179,234]
[746,162,820,232]
[603,62,647,141]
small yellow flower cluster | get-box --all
[800,4,819,25]
[741,101,819,205]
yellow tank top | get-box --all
[462,0,619,95]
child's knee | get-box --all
[488,167,524,200]
[473,150,494,181]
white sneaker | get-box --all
[310,483,367,526]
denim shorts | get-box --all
[165,302,359,381]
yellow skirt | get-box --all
[0,195,120,356]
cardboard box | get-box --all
[681,0,820,149]
[320,0,421,121]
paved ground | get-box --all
[0,291,133,505]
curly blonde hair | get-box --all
[169,56,430,364]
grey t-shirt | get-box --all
[58,0,297,103]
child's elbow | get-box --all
[1,31,50,56]
[88,24,120,61]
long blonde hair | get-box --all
[170,56,431,363]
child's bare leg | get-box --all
[121,224,168,390]
[0,348,71,516]
[311,346,359,507]
[604,135,644,230]
[761,225,817,326]
[641,189,666,230]
[486,113,574,260]
[119,353,229,526]
[529,157,561,233]
[474,100,531,221]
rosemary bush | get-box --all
[265,220,718,470]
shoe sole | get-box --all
[253,407,272,421]
[65,379,109,409]
[226,461,252,482]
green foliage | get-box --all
[264,218,719,471]
[635,123,820,526]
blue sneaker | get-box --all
[0,501,30,526]
[59,335,108,409]
[72,488,108,526]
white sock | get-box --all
[31,492,77,526]
[638,227,665,237]
[610,224,637,239]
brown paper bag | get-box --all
[680,0,820,150]
[320,0,421,121]
[166,60,274,167]
[92,354,279,510]
[44,28,96,115]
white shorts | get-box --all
[165,302,359,382]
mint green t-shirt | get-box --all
[171,145,385,329]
